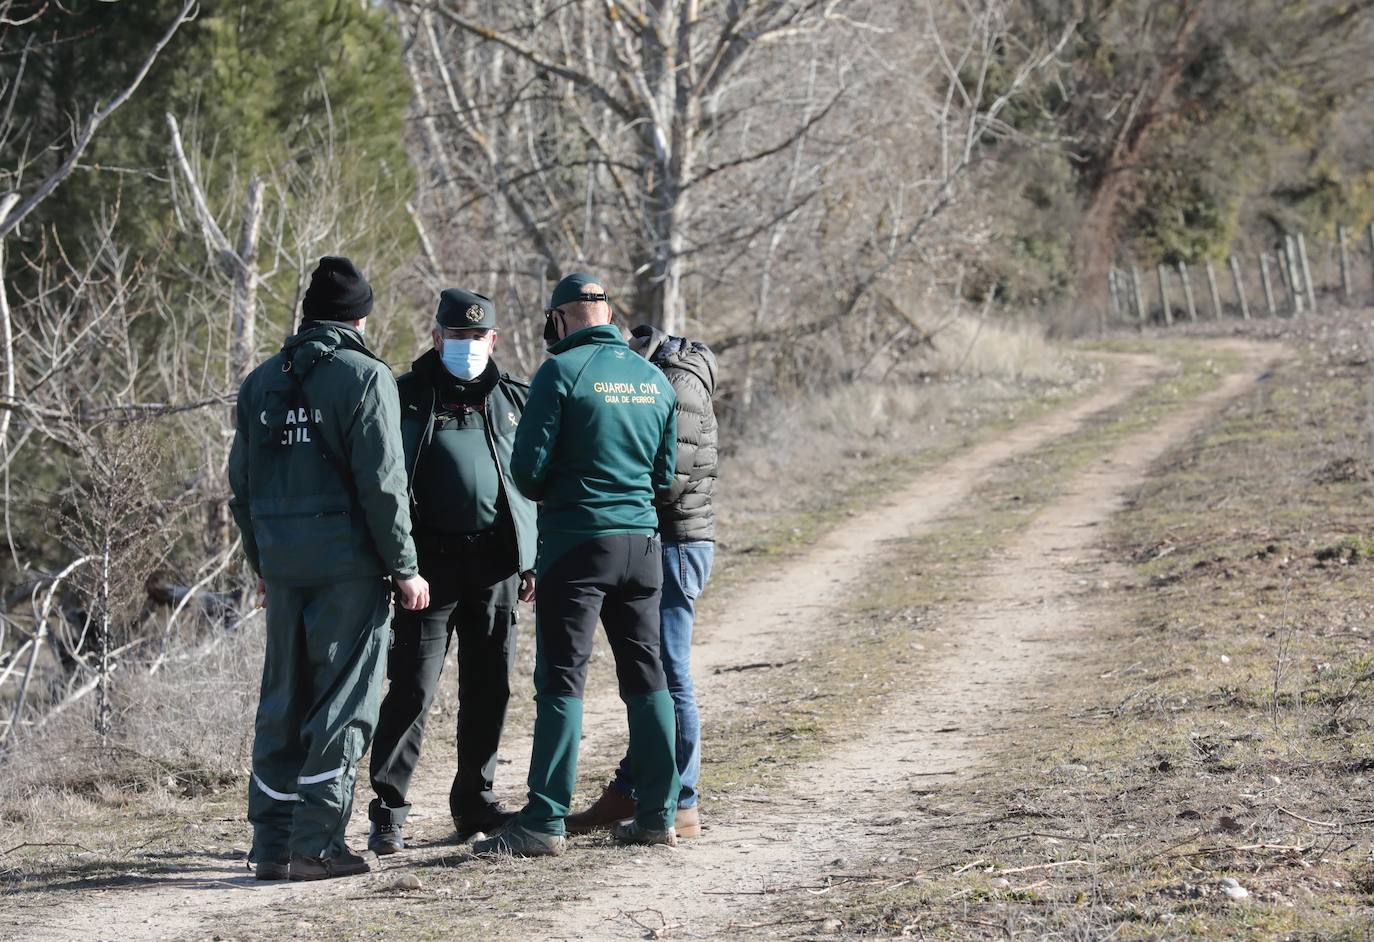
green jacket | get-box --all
[397,350,538,574]
[228,322,418,586]
[511,325,677,573]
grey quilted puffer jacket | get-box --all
[631,325,718,543]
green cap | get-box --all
[436,287,497,330]
[549,271,608,310]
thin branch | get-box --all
[0,0,198,240]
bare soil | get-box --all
[1,339,1284,941]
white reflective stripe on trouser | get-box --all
[297,763,347,787]
[252,772,301,802]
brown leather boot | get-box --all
[674,806,701,839]
[564,784,635,835]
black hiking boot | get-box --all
[368,821,405,855]
[254,860,289,881]
[453,801,518,843]
[288,848,371,881]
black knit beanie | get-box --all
[301,256,374,321]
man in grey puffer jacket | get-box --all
[565,323,718,838]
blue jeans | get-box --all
[612,540,713,809]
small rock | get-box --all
[1224,885,1249,901]
[820,918,843,932]
[390,873,422,891]
[1220,877,1240,889]
[830,857,850,868]
[1331,880,1343,890]
[1267,775,1281,786]
[990,877,1011,889]
[1220,655,1231,664]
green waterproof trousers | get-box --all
[248,576,391,863]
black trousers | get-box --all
[368,532,519,826]
[534,533,667,700]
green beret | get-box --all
[436,287,497,330]
[549,271,608,310]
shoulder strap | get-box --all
[284,360,358,504]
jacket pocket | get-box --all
[251,494,366,583]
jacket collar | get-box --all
[281,321,378,374]
[548,323,625,355]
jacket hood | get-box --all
[281,322,376,377]
[631,324,717,395]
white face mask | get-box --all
[441,338,491,380]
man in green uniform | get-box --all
[228,256,430,881]
[366,288,538,854]
[474,272,679,857]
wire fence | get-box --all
[1107,223,1374,328]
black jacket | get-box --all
[631,325,718,543]
[396,350,538,574]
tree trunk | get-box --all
[1072,3,1206,308]
[230,177,264,383]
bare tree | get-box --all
[402,0,849,334]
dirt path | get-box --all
[11,341,1281,941]
[539,339,1282,940]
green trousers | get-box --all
[248,576,391,863]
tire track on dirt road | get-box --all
[13,343,1276,941]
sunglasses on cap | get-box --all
[544,291,610,317]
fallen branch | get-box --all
[994,859,1090,875]
[1,841,97,856]
[1174,842,1310,859]
[713,659,800,674]
[1275,806,1340,829]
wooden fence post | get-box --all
[1205,260,1223,319]
[1231,256,1253,322]
[1363,222,1374,302]
[1339,225,1352,301]
[1156,263,1173,326]
[1177,261,1198,322]
[1297,232,1317,313]
[1131,265,1146,330]
[1259,253,1276,318]
[1281,238,1301,314]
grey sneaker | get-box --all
[368,821,404,855]
[288,849,372,881]
[472,822,566,857]
[611,820,678,847]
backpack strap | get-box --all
[282,358,358,505]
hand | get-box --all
[255,579,266,609]
[518,570,536,603]
[395,574,431,611]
